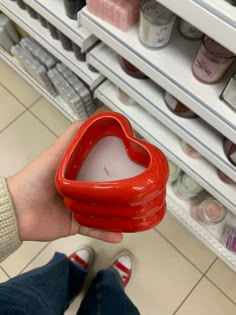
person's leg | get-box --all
[0,247,93,315]
[77,252,140,315]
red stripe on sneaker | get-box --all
[114,261,131,274]
[69,253,88,269]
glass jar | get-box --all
[25,5,38,19]
[172,173,204,200]
[221,72,236,110]
[192,36,235,84]
[164,91,198,118]
[139,0,176,49]
[119,57,148,79]
[179,19,203,41]
[72,43,86,61]
[38,14,48,28]
[116,87,137,106]
[217,169,235,185]
[180,140,202,159]
[63,0,86,20]
[223,138,236,167]
[47,22,60,40]
[191,199,227,225]
[16,0,26,10]
[58,31,73,51]
[167,160,181,184]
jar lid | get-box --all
[203,37,235,59]
[181,174,203,195]
[168,160,181,183]
[141,0,175,24]
[202,199,227,223]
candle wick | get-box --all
[104,166,111,177]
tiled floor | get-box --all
[0,59,236,314]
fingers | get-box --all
[78,225,123,244]
[70,213,123,243]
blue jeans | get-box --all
[0,253,140,315]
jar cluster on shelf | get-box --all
[86,0,236,111]
[116,54,236,181]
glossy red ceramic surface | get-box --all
[56,112,169,232]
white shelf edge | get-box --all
[88,43,236,182]
[156,0,236,55]
[79,7,236,143]
[0,0,104,89]
[166,187,236,273]
[23,0,98,52]
[0,49,78,122]
[94,80,236,215]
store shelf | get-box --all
[95,80,236,215]
[0,48,78,122]
[156,0,236,55]
[88,43,236,182]
[23,0,97,52]
[0,0,104,89]
[80,7,236,143]
[166,186,236,272]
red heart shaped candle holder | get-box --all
[55,112,169,232]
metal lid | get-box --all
[140,0,175,25]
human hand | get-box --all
[7,121,123,244]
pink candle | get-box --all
[77,136,145,182]
[191,199,226,225]
[192,37,235,84]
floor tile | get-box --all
[157,211,216,272]
[0,111,57,176]
[0,84,25,132]
[0,242,48,277]
[176,277,236,315]
[23,230,201,315]
[30,97,72,137]
[207,259,236,304]
[0,267,9,283]
[0,60,40,107]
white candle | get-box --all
[77,136,146,182]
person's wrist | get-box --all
[7,175,27,241]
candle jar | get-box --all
[167,160,181,184]
[179,19,203,41]
[16,0,26,10]
[192,36,235,84]
[217,169,235,185]
[38,14,48,28]
[47,22,60,40]
[164,91,198,118]
[221,72,236,110]
[116,87,136,106]
[180,140,202,159]
[72,43,86,61]
[223,226,236,253]
[139,0,176,49]
[223,138,236,167]
[119,56,148,79]
[56,112,169,232]
[63,0,86,20]
[58,31,73,51]
[191,199,227,225]
[25,5,38,19]
[172,173,203,200]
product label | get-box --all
[180,21,203,39]
[222,78,236,109]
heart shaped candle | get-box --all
[56,112,169,232]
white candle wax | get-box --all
[77,136,146,182]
